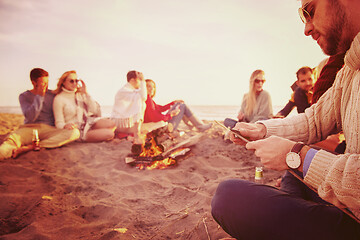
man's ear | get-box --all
[295,80,300,86]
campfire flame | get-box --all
[136,137,177,170]
[139,137,163,157]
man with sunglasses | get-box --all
[0,68,80,160]
[212,0,360,239]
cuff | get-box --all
[303,148,318,177]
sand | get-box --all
[0,113,282,240]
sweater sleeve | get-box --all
[53,95,66,129]
[156,101,174,112]
[144,96,172,123]
[19,91,44,124]
[278,100,296,117]
[305,150,360,213]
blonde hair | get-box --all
[244,69,265,117]
[53,70,77,94]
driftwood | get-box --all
[125,133,203,165]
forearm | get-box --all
[278,101,295,117]
[20,94,44,123]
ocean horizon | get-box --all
[0,105,287,121]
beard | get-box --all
[322,0,352,55]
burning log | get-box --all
[127,123,203,169]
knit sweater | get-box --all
[260,32,360,220]
[144,95,174,123]
[240,90,273,123]
[53,88,98,129]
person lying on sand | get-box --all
[0,68,80,160]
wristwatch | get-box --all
[286,142,305,169]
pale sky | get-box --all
[0,0,326,107]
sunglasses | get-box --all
[298,1,316,24]
[68,79,80,84]
[254,79,266,84]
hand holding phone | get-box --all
[215,120,250,143]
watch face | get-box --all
[286,152,301,169]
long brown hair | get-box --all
[53,70,77,94]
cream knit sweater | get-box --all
[53,88,98,129]
[261,32,360,220]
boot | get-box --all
[188,115,212,132]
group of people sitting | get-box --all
[224,66,319,130]
[0,68,211,160]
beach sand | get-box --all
[0,113,283,240]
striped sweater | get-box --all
[261,32,360,220]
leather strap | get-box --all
[291,142,305,154]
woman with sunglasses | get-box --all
[238,69,273,122]
[53,70,115,142]
[225,69,273,129]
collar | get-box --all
[344,32,360,71]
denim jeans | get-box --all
[167,103,193,130]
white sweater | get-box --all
[111,80,147,128]
[261,32,360,220]
[53,88,98,129]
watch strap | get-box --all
[291,142,305,154]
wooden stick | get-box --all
[202,217,211,240]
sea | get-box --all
[0,105,285,121]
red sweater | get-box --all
[144,95,174,123]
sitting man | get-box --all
[275,66,314,118]
[212,0,360,239]
[111,70,147,144]
[0,68,80,159]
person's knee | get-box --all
[178,103,186,111]
[104,130,115,140]
[212,179,252,217]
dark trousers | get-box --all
[211,172,360,240]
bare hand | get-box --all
[77,80,87,94]
[136,72,144,81]
[64,123,78,130]
[246,136,295,171]
[237,112,244,121]
[230,122,266,144]
[173,100,184,104]
[273,113,285,119]
[34,81,48,96]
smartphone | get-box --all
[214,120,250,143]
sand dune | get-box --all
[0,113,282,239]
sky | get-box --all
[0,0,327,108]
